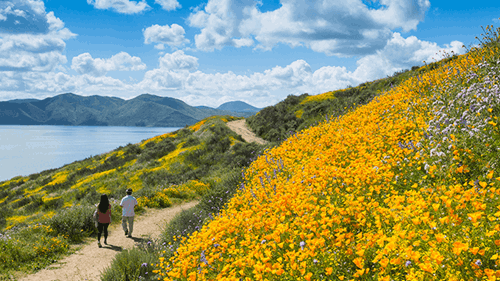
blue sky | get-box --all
[0,0,498,108]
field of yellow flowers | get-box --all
[156,27,500,280]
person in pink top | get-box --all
[120,188,138,238]
[96,194,111,248]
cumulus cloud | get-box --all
[0,0,48,34]
[0,0,76,72]
[86,0,150,14]
[154,0,181,11]
[71,52,147,76]
[187,0,257,51]
[0,26,466,109]
[143,24,189,48]
[353,33,465,82]
[188,0,431,56]
[159,50,198,71]
[135,34,464,107]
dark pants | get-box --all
[97,222,109,241]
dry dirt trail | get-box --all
[226,119,267,145]
[19,201,198,281]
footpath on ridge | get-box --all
[226,119,267,145]
[20,201,198,281]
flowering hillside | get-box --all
[156,27,500,280]
[0,115,267,275]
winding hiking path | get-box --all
[20,201,198,281]
[226,119,267,145]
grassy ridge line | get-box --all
[154,26,500,280]
[0,115,268,276]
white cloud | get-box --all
[0,31,466,109]
[71,52,147,76]
[187,0,431,56]
[86,0,150,14]
[143,24,189,48]
[187,0,257,51]
[353,33,465,82]
[0,0,76,72]
[154,0,181,11]
[371,0,431,32]
[159,50,198,71]
[135,34,465,107]
[154,43,165,50]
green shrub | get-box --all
[123,143,142,156]
[176,127,192,138]
[182,135,200,148]
[0,206,12,228]
[247,94,306,143]
[197,168,242,216]
[24,195,44,213]
[138,139,175,163]
[225,142,261,167]
[101,247,158,281]
[160,206,205,244]
[43,197,65,210]
[46,205,96,242]
[10,196,31,209]
[28,173,40,181]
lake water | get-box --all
[0,125,180,182]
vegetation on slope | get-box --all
[0,115,267,276]
[154,25,500,280]
[247,54,462,144]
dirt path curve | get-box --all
[20,201,198,281]
[226,119,267,145]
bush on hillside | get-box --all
[224,141,262,168]
[138,138,176,163]
[0,206,12,228]
[247,94,306,143]
[46,205,96,242]
[101,247,158,281]
[182,135,200,148]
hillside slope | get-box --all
[156,27,500,280]
[0,115,268,276]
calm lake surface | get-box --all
[0,125,180,182]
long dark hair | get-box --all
[98,194,110,213]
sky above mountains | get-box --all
[0,0,498,108]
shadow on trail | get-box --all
[129,236,148,244]
[102,244,123,252]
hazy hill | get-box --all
[216,101,261,112]
[0,93,254,127]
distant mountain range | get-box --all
[0,93,260,127]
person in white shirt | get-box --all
[120,188,138,238]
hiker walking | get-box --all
[96,194,111,248]
[120,188,138,238]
